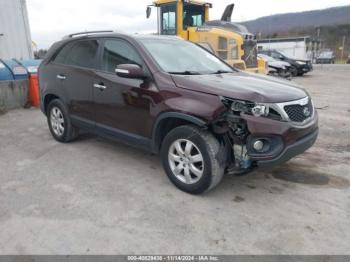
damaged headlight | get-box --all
[225,98,270,117]
[251,104,269,117]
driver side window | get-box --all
[101,39,143,73]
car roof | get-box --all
[43,32,186,65]
[62,32,183,43]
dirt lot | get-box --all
[0,65,349,255]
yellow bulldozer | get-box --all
[146,0,267,73]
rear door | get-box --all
[93,38,155,143]
[54,39,100,125]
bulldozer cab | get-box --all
[147,0,267,74]
[149,0,211,39]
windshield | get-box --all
[141,39,234,75]
[277,51,296,60]
[183,3,205,29]
[319,52,332,58]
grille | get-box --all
[284,100,313,122]
[218,37,228,50]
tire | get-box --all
[47,99,79,143]
[161,125,226,194]
[291,67,298,77]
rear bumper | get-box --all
[256,128,318,168]
[316,59,333,64]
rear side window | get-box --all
[101,39,143,73]
[53,43,74,64]
[54,40,99,69]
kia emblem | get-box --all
[303,107,311,117]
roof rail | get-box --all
[62,30,115,40]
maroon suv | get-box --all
[39,32,318,194]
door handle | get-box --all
[94,83,107,90]
[57,74,66,80]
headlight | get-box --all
[251,104,269,117]
[227,99,269,117]
[296,61,306,65]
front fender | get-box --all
[151,111,207,153]
[164,96,225,123]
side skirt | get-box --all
[71,115,154,153]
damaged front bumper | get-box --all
[241,110,319,168]
[255,129,318,168]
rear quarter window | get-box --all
[53,40,99,69]
[53,43,74,64]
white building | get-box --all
[257,37,321,61]
[0,0,33,60]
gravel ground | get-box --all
[0,65,349,255]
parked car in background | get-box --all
[316,51,335,64]
[347,54,350,64]
[259,50,313,76]
[258,53,292,79]
[39,32,318,194]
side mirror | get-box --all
[116,64,146,79]
[146,6,152,19]
[279,55,285,60]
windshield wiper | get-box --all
[168,71,201,75]
[212,70,233,74]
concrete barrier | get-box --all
[313,64,350,71]
[0,80,29,112]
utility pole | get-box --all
[340,36,346,63]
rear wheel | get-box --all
[47,99,79,143]
[161,125,226,194]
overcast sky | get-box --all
[27,0,350,49]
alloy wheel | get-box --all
[50,107,65,137]
[168,139,204,184]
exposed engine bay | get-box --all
[212,97,273,175]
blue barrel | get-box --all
[0,59,28,80]
[0,60,14,81]
[15,59,42,75]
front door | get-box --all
[93,38,156,146]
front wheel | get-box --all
[291,67,298,77]
[161,125,226,194]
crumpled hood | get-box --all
[171,71,307,103]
